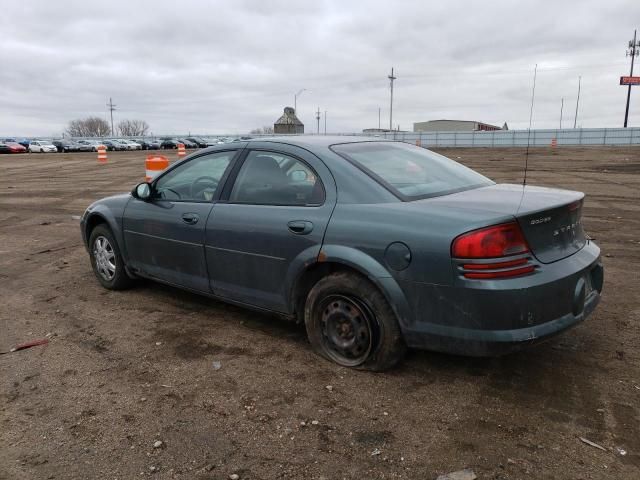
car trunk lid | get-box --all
[424,183,586,263]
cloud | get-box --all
[1,0,639,136]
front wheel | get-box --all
[88,225,133,290]
[304,272,406,371]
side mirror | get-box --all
[132,182,152,201]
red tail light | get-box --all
[452,222,529,259]
[452,222,535,279]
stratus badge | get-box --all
[530,216,551,225]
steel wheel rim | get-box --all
[93,236,116,281]
[319,294,374,367]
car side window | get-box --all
[229,151,325,206]
[154,151,234,202]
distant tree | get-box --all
[66,117,111,137]
[249,125,274,135]
[117,119,150,136]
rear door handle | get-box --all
[287,220,313,235]
[181,213,199,225]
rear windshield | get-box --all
[331,141,493,200]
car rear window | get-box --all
[331,141,493,200]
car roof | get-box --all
[245,135,386,149]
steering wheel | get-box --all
[158,187,181,200]
[191,176,219,200]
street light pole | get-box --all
[573,76,581,129]
[624,29,639,128]
[107,97,116,136]
[388,68,397,131]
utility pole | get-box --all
[573,76,581,129]
[294,89,306,113]
[388,67,396,131]
[316,107,321,134]
[324,111,327,135]
[560,98,564,129]
[624,29,639,128]
[107,97,116,136]
[378,107,381,129]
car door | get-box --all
[205,143,337,312]
[123,149,240,292]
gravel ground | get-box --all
[1,146,639,480]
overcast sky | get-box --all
[1,0,639,136]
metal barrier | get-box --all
[368,128,640,147]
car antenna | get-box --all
[523,63,538,187]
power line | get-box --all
[107,97,116,136]
[388,67,396,131]
[624,29,639,128]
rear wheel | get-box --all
[88,225,133,290]
[305,272,406,371]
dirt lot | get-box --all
[1,146,639,480]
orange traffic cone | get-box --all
[97,145,108,163]
[145,155,170,181]
[177,143,186,158]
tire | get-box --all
[304,272,406,371]
[88,224,133,290]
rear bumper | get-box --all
[400,241,603,356]
[403,289,600,356]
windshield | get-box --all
[331,141,493,200]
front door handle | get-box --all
[287,220,313,235]
[181,213,199,225]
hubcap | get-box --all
[320,295,374,366]
[93,236,116,281]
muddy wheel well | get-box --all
[85,214,107,245]
[292,262,370,323]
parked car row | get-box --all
[160,137,228,149]
[1,136,253,154]
[0,138,153,153]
